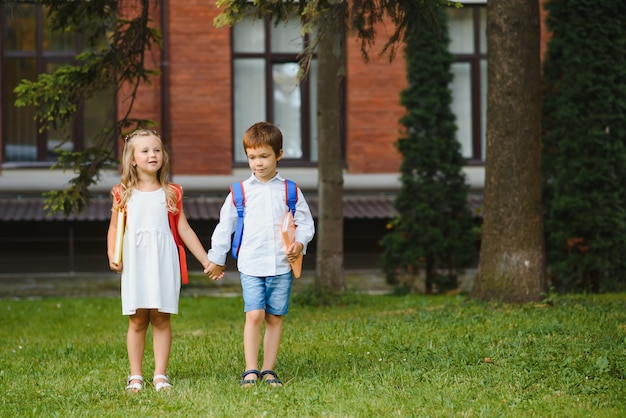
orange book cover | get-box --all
[281,210,303,278]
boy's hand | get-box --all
[286,242,304,263]
[204,262,225,281]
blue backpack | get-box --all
[230,179,298,259]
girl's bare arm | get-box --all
[177,208,212,272]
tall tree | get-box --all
[470,0,547,302]
[542,0,626,292]
[313,4,347,292]
[380,6,475,294]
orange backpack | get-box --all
[113,183,188,284]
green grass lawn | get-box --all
[1,292,625,417]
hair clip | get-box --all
[124,129,162,142]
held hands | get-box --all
[204,262,225,281]
[286,242,304,263]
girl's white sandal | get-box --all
[125,375,143,392]
[153,374,172,392]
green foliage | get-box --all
[43,147,118,216]
[12,0,162,216]
[542,0,626,292]
[291,284,366,307]
[380,7,476,293]
[1,294,626,416]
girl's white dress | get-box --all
[121,188,181,315]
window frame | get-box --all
[450,3,487,164]
[231,17,320,167]
[0,3,110,167]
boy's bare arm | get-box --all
[178,211,224,280]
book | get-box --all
[113,208,125,265]
[281,210,303,278]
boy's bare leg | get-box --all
[261,313,283,372]
[243,309,265,378]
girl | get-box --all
[107,129,217,392]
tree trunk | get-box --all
[470,0,547,303]
[315,6,346,293]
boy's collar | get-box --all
[249,172,284,184]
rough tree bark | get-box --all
[470,0,548,303]
[314,5,346,293]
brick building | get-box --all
[0,1,543,274]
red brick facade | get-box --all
[2,1,552,179]
[345,25,405,174]
[167,1,232,175]
[118,0,233,175]
[120,2,406,176]
[118,1,552,177]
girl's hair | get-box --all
[242,121,283,157]
[111,129,178,213]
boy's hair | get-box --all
[243,121,283,157]
[114,129,176,213]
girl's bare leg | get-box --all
[127,309,150,384]
[150,310,172,386]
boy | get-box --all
[206,121,315,387]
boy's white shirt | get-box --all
[208,173,315,277]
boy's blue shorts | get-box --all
[240,271,293,315]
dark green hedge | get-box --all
[380,7,476,293]
[542,0,626,292]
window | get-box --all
[448,4,487,162]
[1,3,115,165]
[232,14,318,165]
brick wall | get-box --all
[117,2,551,177]
[345,24,406,174]
[117,0,163,164]
[117,0,232,175]
[119,4,405,176]
[168,1,232,175]
[1,2,553,179]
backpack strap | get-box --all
[285,179,298,216]
[112,184,127,219]
[112,184,123,207]
[230,181,245,259]
[168,184,188,285]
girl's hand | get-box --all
[109,260,123,273]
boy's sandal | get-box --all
[153,374,172,392]
[239,369,261,387]
[261,370,283,387]
[125,375,144,392]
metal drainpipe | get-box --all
[160,0,171,169]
